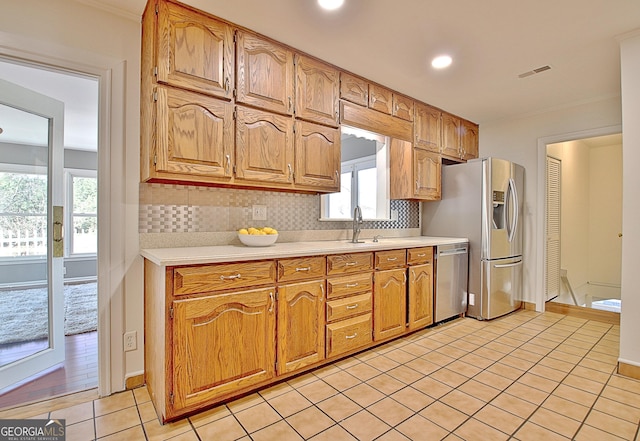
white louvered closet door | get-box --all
[546,156,561,301]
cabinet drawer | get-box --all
[327,253,373,275]
[326,273,372,299]
[326,313,373,358]
[327,293,372,322]
[277,256,325,283]
[173,261,276,295]
[407,247,433,265]
[375,249,407,270]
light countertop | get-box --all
[141,236,468,266]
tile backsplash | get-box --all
[139,183,419,235]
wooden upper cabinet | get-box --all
[414,103,442,153]
[368,84,393,115]
[236,106,295,184]
[340,72,368,106]
[156,0,233,99]
[294,121,340,192]
[154,86,234,180]
[236,30,295,115]
[393,94,414,122]
[414,150,441,200]
[295,54,340,127]
[461,119,479,160]
[390,138,440,201]
[441,112,462,159]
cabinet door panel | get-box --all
[414,150,441,200]
[368,84,393,115]
[408,263,433,330]
[340,72,368,106]
[441,113,462,159]
[278,281,325,374]
[373,269,406,340]
[295,54,339,127]
[172,288,276,410]
[236,106,294,184]
[236,31,294,115]
[393,94,414,122]
[156,86,233,178]
[157,1,233,99]
[294,121,340,191]
[414,103,441,153]
[461,120,479,160]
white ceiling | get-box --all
[81,0,640,125]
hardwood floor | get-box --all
[0,331,97,410]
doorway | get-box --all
[0,59,99,408]
[544,133,623,314]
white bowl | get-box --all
[238,233,278,247]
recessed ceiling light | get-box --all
[318,0,344,10]
[431,55,453,69]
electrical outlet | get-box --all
[124,331,137,352]
[390,209,399,221]
[252,205,267,221]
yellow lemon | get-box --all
[268,228,278,235]
[248,227,259,235]
[238,228,248,235]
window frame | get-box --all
[64,168,97,258]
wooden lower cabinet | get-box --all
[408,263,434,330]
[277,280,325,374]
[373,269,407,340]
[144,245,442,422]
[326,313,373,357]
[171,287,276,412]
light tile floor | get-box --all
[2,309,639,440]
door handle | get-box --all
[493,260,523,269]
[53,206,64,258]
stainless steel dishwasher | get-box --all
[435,242,469,323]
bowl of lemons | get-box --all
[237,226,279,247]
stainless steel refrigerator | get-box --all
[423,157,524,320]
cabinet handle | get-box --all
[346,304,359,310]
[345,262,356,267]
[386,257,398,261]
[288,163,293,182]
[415,180,420,193]
[295,267,310,272]
[403,272,407,283]
[345,333,358,339]
[346,283,359,288]
[288,96,292,112]
[225,76,230,92]
[225,154,231,174]
[320,284,325,301]
[269,291,274,313]
[335,170,339,182]
[220,273,241,281]
[417,253,426,257]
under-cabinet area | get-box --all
[140,0,478,200]
[142,238,464,422]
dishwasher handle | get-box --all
[437,247,468,257]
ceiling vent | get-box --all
[518,65,551,79]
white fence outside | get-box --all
[0,228,47,257]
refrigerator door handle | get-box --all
[493,259,523,269]
[507,178,518,243]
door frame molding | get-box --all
[0,32,127,396]
[535,124,622,314]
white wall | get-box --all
[479,97,622,306]
[0,0,143,392]
[619,31,640,369]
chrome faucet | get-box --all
[352,205,363,243]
